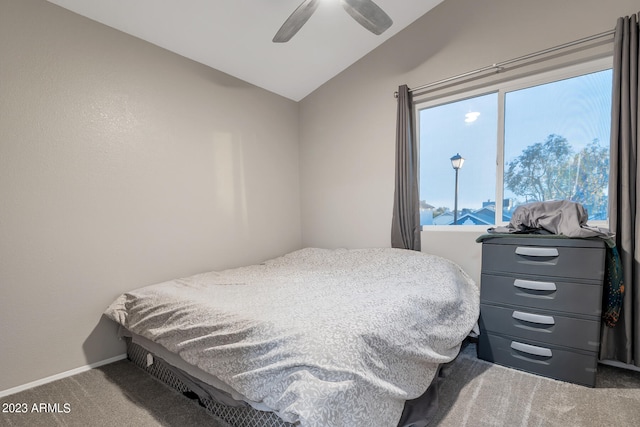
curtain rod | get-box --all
[394,29,615,98]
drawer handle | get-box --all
[512,310,555,325]
[513,279,557,291]
[515,247,559,257]
[510,341,553,357]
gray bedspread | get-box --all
[104,248,479,427]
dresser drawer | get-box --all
[479,303,600,352]
[478,332,598,387]
[482,239,605,282]
[480,273,603,317]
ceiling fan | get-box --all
[273,0,393,43]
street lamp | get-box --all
[450,153,465,225]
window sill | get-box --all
[422,220,609,233]
[422,225,490,232]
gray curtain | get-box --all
[600,13,639,366]
[391,85,421,251]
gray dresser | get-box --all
[477,236,605,387]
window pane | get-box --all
[503,69,612,220]
[419,93,498,226]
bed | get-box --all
[104,247,479,427]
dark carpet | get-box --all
[2,344,639,426]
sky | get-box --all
[418,68,612,213]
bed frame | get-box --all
[126,338,293,427]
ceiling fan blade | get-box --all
[341,0,393,35]
[273,0,320,43]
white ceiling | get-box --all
[46,0,444,101]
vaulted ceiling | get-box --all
[47,0,444,101]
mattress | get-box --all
[105,247,480,426]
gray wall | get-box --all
[0,0,301,392]
[299,0,639,284]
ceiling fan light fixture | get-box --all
[273,0,320,43]
[273,0,393,43]
[341,0,393,36]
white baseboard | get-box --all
[0,353,127,398]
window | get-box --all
[417,59,612,227]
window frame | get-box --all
[414,56,613,231]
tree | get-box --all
[504,134,573,202]
[571,139,609,219]
[433,206,449,217]
[504,134,609,220]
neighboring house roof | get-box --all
[428,205,512,226]
[432,212,454,225]
[454,206,512,225]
